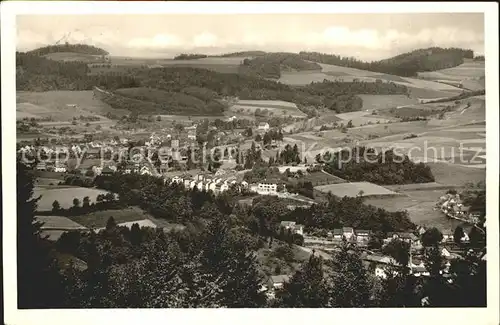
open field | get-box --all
[335,110,396,127]
[358,94,419,110]
[364,189,464,229]
[277,62,465,98]
[33,187,111,211]
[89,56,249,74]
[17,90,129,121]
[358,122,486,169]
[229,99,306,118]
[418,61,485,83]
[69,206,153,228]
[384,182,461,192]
[314,181,399,198]
[304,171,345,185]
[427,163,486,186]
[44,52,103,63]
[36,215,87,229]
[287,171,345,186]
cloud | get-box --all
[16,22,484,60]
[127,33,184,49]
[192,32,219,48]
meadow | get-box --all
[36,215,87,229]
[70,206,155,228]
[358,94,419,110]
[314,181,399,198]
[17,90,129,121]
[277,61,466,101]
[229,99,306,118]
[364,189,462,229]
[33,187,112,211]
[418,61,485,82]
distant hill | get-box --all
[16,52,138,92]
[300,47,474,77]
[27,43,109,56]
[239,52,321,79]
[174,53,208,60]
[216,51,267,58]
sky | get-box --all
[16,13,485,61]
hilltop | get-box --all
[299,47,474,77]
[239,52,321,79]
[216,51,267,58]
[27,43,109,57]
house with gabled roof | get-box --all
[356,229,371,243]
[332,229,343,240]
[101,166,115,176]
[342,227,355,240]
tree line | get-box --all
[299,47,474,77]
[27,43,109,56]
[320,146,435,185]
[174,53,208,60]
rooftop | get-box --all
[270,275,291,284]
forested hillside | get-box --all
[16,52,138,91]
[300,47,474,77]
[27,43,109,56]
[239,52,322,79]
[17,51,407,115]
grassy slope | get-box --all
[17,90,128,121]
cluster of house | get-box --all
[35,161,67,173]
[168,172,247,195]
[304,225,470,252]
[437,193,480,224]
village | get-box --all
[18,118,486,302]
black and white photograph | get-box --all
[2,2,499,325]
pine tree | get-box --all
[277,254,330,307]
[200,217,266,307]
[17,161,67,308]
[52,200,61,212]
[329,241,371,307]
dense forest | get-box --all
[27,43,109,56]
[239,52,321,79]
[174,53,208,60]
[17,161,487,308]
[321,147,435,185]
[16,52,139,91]
[299,47,474,77]
[113,87,225,116]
